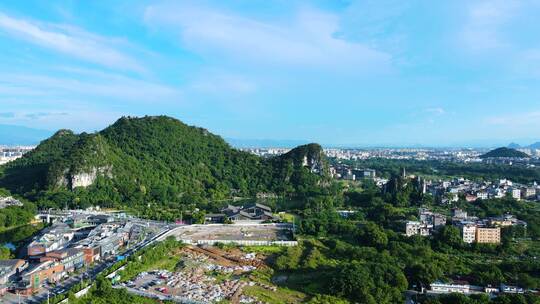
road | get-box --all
[113,286,205,304]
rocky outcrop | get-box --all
[0,196,23,208]
[56,166,112,189]
[280,143,327,175]
[71,171,97,188]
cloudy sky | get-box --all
[0,0,540,146]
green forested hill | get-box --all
[480,147,530,158]
[0,116,329,209]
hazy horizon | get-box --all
[0,119,537,149]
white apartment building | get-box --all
[476,191,488,200]
[405,221,432,237]
[508,188,521,200]
[521,187,536,200]
[461,224,477,244]
[430,281,472,294]
[488,188,505,199]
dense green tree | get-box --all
[0,116,333,212]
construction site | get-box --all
[121,245,283,304]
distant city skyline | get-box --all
[1,1,540,146]
[0,122,539,149]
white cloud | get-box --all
[424,107,445,115]
[0,70,182,102]
[485,111,540,126]
[0,13,144,73]
[143,4,391,70]
[0,108,122,132]
[461,0,519,51]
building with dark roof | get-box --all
[220,203,278,222]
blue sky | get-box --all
[0,0,539,147]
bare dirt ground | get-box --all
[124,245,274,303]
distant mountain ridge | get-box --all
[226,138,311,148]
[507,141,540,149]
[0,124,52,145]
[0,116,329,209]
[529,142,540,149]
[480,147,530,159]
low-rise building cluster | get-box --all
[405,209,446,237]
[429,280,525,296]
[405,208,526,245]
[329,164,377,181]
[0,146,34,165]
[242,146,538,163]
[1,210,156,296]
[325,148,486,162]
[424,177,540,203]
[452,208,526,244]
[239,148,291,158]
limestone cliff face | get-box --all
[272,143,329,179]
[302,154,325,174]
[56,166,112,189]
[282,143,327,175]
[71,172,96,188]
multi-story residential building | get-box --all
[419,209,446,227]
[476,227,501,244]
[488,188,505,199]
[461,224,477,244]
[521,187,536,200]
[500,179,513,187]
[353,169,376,179]
[508,187,521,200]
[452,208,467,220]
[405,221,431,237]
[406,209,447,237]
[476,191,488,200]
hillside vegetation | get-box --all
[480,147,530,159]
[0,116,330,210]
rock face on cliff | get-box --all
[56,166,113,189]
[278,143,328,175]
[0,116,329,207]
